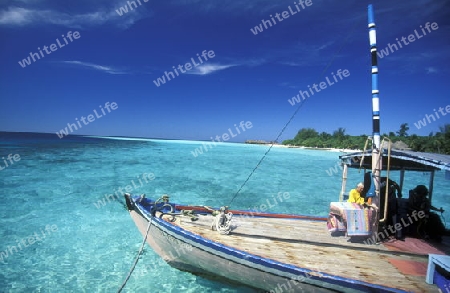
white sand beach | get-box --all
[271,144,361,153]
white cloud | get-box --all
[426,67,438,74]
[186,64,236,75]
[0,7,33,26]
[61,61,128,75]
[0,3,150,29]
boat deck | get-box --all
[167,212,449,293]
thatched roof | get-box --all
[381,140,411,150]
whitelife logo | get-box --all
[190,121,253,157]
[287,69,350,106]
[55,102,118,138]
[377,22,439,59]
[0,153,21,171]
[414,104,450,130]
[18,31,81,68]
[115,0,149,16]
[250,0,313,35]
[152,50,216,87]
[0,224,58,263]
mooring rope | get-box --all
[117,216,153,293]
[229,19,360,206]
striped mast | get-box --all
[368,5,382,213]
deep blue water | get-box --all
[1,132,449,292]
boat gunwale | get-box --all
[174,204,328,221]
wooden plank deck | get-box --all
[170,213,444,293]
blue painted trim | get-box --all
[368,4,375,25]
[372,75,378,90]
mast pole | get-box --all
[368,4,382,217]
[368,4,380,149]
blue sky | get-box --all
[0,0,449,142]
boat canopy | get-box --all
[340,149,450,172]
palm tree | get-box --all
[396,123,409,137]
[332,127,346,139]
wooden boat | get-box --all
[123,155,450,293]
[123,5,450,293]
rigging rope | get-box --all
[229,18,360,205]
[117,216,153,293]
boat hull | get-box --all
[129,210,341,292]
[125,195,421,293]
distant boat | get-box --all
[123,5,450,292]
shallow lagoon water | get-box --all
[1,132,449,292]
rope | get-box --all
[117,216,153,293]
[229,18,360,206]
[213,211,233,235]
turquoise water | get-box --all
[1,132,449,293]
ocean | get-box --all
[1,132,449,293]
